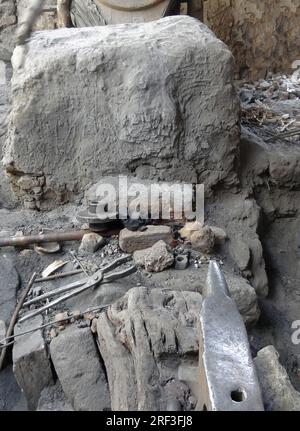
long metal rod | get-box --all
[35,269,83,283]
[0,230,87,248]
[23,277,88,306]
[0,273,37,370]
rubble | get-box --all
[0,320,6,344]
[133,240,174,273]
[37,381,74,411]
[79,232,105,254]
[119,225,173,253]
[241,73,300,148]
[13,316,54,410]
[179,221,203,240]
[50,325,110,411]
[225,273,260,326]
[255,345,300,411]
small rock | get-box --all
[179,221,203,240]
[209,226,227,245]
[254,345,300,411]
[24,199,37,210]
[180,223,215,253]
[19,249,33,257]
[229,236,250,271]
[190,226,215,254]
[79,233,105,254]
[17,175,37,191]
[133,240,174,273]
[260,80,271,90]
[50,328,57,339]
[83,312,95,321]
[54,312,69,323]
[119,225,173,253]
[72,310,81,320]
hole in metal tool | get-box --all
[231,389,246,403]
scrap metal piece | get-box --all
[0,230,87,248]
[197,261,264,411]
[77,200,119,232]
[175,254,189,270]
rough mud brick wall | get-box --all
[4,16,240,209]
[203,0,300,80]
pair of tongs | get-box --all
[19,255,136,323]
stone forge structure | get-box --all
[4,16,240,209]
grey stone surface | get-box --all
[0,365,28,411]
[5,16,239,208]
[209,226,227,245]
[0,255,19,324]
[0,62,18,209]
[37,381,74,411]
[225,272,260,327]
[133,240,174,272]
[119,225,173,253]
[255,345,300,411]
[229,235,250,271]
[13,316,54,410]
[50,325,110,411]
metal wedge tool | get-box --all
[196,261,264,411]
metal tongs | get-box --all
[19,255,136,323]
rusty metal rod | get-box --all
[0,227,122,248]
[0,230,87,248]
